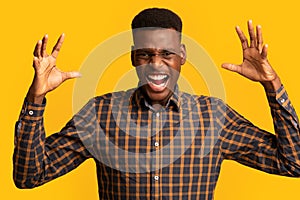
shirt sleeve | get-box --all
[13,98,93,189]
[219,85,300,176]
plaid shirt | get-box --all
[14,85,300,200]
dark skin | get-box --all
[221,20,281,90]
[26,33,81,104]
[26,20,281,105]
[131,28,186,107]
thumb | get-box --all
[62,71,82,82]
[221,63,242,74]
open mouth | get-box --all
[146,73,170,92]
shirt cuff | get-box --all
[266,85,292,110]
[18,98,46,121]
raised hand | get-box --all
[222,20,281,91]
[27,34,81,104]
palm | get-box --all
[240,47,275,82]
[33,55,64,94]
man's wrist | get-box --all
[19,98,46,121]
[261,76,282,92]
[26,93,45,104]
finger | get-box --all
[32,57,39,70]
[41,34,48,57]
[51,33,65,58]
[235,26,248,50]
[221,63,242,74]
[256,25,263,53]
[261,44,268,59]
[33,40,42,58]
[62,71,82,82]
[247,20,256,48]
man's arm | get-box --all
[14,100,93,188]
[13,34,88,188]
[220,20,300,175]
[219,86,300,176]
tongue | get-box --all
[151,79,165,85]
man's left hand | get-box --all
[222,20,281,91]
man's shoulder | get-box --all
[92,88,137,104]
[91,89,227,109]
[179,91,225,106]
[178,92,229,118]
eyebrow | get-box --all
[135,48,178,53]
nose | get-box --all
[149,54,164,69]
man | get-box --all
[14,8,300,200]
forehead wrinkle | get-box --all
[135,47,178,52]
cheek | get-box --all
[169,60,182,73]
[135,67,145,80]
[133,58,147,69]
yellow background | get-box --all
[1,0,300,199]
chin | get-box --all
[144,86,173,105]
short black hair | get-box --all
[131,8,182,33]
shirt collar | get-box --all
[131,82,181,111]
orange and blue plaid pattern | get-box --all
[14,86,300,200]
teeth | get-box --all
[148,74,168,80]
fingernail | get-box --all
[76,72,82,77]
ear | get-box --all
[131,45,137,67]
[180,44,187,65]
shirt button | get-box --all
[154,142,159,147]
[156,112,160,118]
[17,122,22,130]
[280,98,285,103]
[293,121,298,128]
[154,176,159,181]
[28,110,34,116]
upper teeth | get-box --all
[148,74,168,80]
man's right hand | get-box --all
[27,34,81,104]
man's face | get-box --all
[131,28,186,106]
